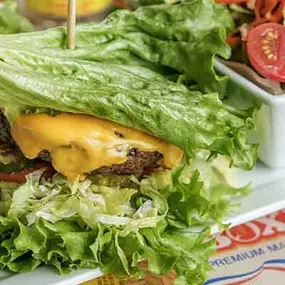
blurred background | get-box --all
[0,0,129,30]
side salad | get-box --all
[217,0,285,94]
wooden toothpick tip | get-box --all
[67,0,76,49]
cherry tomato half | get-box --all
[247,23,285,82]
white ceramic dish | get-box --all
[0,162,284,285]
[215,59,285,168]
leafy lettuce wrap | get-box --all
[0,0,257,284]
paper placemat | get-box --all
[82,210,285,285]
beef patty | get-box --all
[94,148,163,176]
[40,148,163,176]
[0,112,13,145]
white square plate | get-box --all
[215,59,285,168]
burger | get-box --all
[0,0,258,284]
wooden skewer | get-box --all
[67,0,76,49]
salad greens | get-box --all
[0,0,258,283]
[221,1,285,93]
[0,1,34,34]
[0,159,247,283]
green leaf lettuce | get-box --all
[0,0,233,94]
[0,157,246,283]
[0,53,257,170]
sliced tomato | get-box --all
[247,23,285,82]
[0,163,55,184]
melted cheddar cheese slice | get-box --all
[12,113,183,181]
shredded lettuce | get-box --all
[6,171,167,235]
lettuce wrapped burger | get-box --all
[0,1,258,284]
